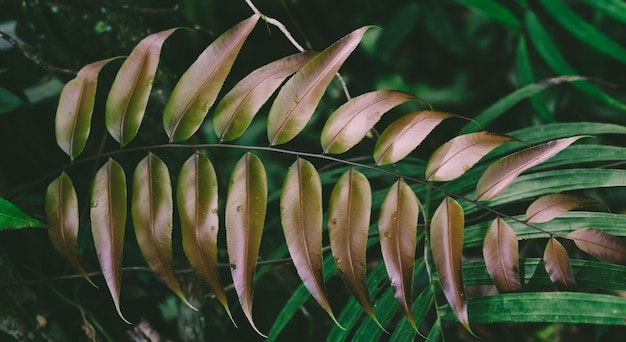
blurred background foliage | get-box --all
[2,0,626,341]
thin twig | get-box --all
[0,31,77,76]
[244,0,352,100]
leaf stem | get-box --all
[0,31,77,76]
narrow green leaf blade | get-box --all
[439,292,626,325]
[0,87,26,114]
[580,0,626,23]
[378,179,419,326]
[568,228,626,265]
[476,136,584,201]
[106,29,177,146]
[458,76,584,134]
[225,152,267,336]
[454,0,520,29]
[214,51,317,142]
[389,283,433,341]
[0,197,42,230]
[268,26,372,145]
[426,132,515,181]
[543,238,576,291]
[430,196,472,333]
[56,58,117,159]
[177,152,231,319]
[540,0,626,63]
[526,194,600,223]
[374,110,455,165]
[280,158,337,322]
[328,168,380,325]
[321,90,415,154]
[45,173,94,286]
[525,11,626,112]
[132,153,193,308]
[483,218,520,293]
[91,159,129,323]
[164,15,259,143]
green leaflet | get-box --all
[0,197,42,231]
[543,237,576,291]
[515,37,555,122]
[378,179,419,327]
[454,0,520,29]
[327,260,389,340]
[328,168,382,328]
[389,281,433,341]
[580,0,626,23]
[525,10,626,112]
[320,90,415,154]
[0,87,26,114]
[132,153,194,309]
[540,0,626,64]
[280,158,337,323]
[458,76,584,134]
[106,29,177,147]
[225,152,267,336]
[464,258,626,291]
[164,15,259,143]
[430,196,472,334]
[268,26,372,145]
[439,292,626,326]
[90,158,129,323]
[214,51,317,142]
[177,152,232,321]
[46,173,94,286]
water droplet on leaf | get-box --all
[383,232,392,238]
[230,264,237,270]
[236,205,243,212]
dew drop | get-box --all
[334,257,340,264]
[391,212,397,221]
[329,218,337,225]
[254,211,259,216]
[390,278,396,286]
[91,201,99,208]
[210,226,216,232]
[315,204,322,212]
[211,208,218,214]
[201,103,210,112]
[230,263,237,270]
[307,174,314,181]
[236,205,243,212]
[383,232,392,238]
